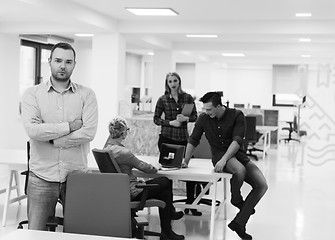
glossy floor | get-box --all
[1,139,335,240]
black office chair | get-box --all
[280,115,306,143]
[17,141,63,230]
[244,116,261,160]
[92,148,166,239]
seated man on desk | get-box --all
[104,116,184,240]
[182,92,268,240]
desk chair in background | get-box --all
[244,116,261,160]
[48,173,135,238]
[280,115,307,143]
[234,103,245,109]
[245,114,264,160]
[92,148,166,239]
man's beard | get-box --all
[52,71,70,82]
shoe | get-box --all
[160,230,185,240]
[231,201,255,215]
[171,210,184,220]
[184,208,202,216]
[228,221,252,240]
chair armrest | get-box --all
[46,216,63,231]
[135,183,159,190]
[134,216,148,227]
[20,170,28,176]
[133,183,160,210]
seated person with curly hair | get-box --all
[104,116,185,240]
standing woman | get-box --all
[153,72,201,216]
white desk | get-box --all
[133,156,231,240]
[0,149,98,227]
[0,229,133,240]
[0,149,231,240]
[256,126,278,159]
[0,149,28,227]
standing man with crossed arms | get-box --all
[21,42,98,230]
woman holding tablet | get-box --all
[153,72,201,216]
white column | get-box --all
[0,34,26,149]
[151,50,174,111]
[90,33,126,148]
[195,63,212,99]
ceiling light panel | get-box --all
[126,8,178,16]
[295,13,312,17]
[75,33,94,37]
[221,53,245,57]
[299,38,311,42]
[186,35,218,38]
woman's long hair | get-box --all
[164,72,185,95]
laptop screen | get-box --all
[159,143,185,168]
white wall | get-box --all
[73,40,93,87]
[219,64,273,108]
[176,63,196,96]
[0,34,27,150]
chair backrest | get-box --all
[247,114,263,126]
[63,173,132,238]
[245,116,257,142]
[23,141,31,194]
[234,103,245,108]
[92,148,121,173]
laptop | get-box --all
[159,143,185,170]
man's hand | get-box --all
[214,159,227,172]
[69,119,83,132]
[181,160,189,168]
[169,120,181,127]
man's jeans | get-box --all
[27,172,66,230]
[225,159,268,226]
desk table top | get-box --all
[256,125,278,132]
[0,230,134,240]
[133,155,231,182]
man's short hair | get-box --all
[199,92,223,107]
[49,42,76,61]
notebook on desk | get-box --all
[159,143,185,170]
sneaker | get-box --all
[171,211,184,220]
[160,230,185,240]
[184,208,202,216]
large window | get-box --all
[19,40,53,96]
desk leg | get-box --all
[209,181,217,240]
[262,132,268,159]
[2,170,25,227]
[223,178,227,220]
